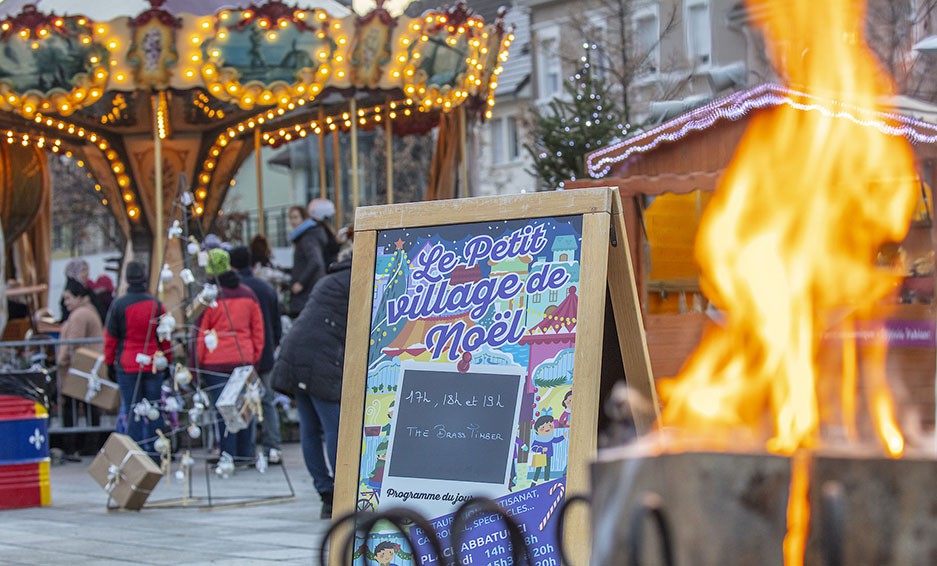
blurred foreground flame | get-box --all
[660,0,917,458]
[655,3,920,563]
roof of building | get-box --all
[585,83,937,179]
[494,3,531,98]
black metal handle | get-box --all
[627,492,676,566]
[320,507,447,566]
[556,494,590,566]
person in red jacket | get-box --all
[196,248,265,466]
[104,261,172,454]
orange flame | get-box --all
[660,0,917,457]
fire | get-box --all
[660,0,918,457]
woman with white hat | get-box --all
[286,198,339,318]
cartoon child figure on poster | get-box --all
[367,439,388,490]
[530,413,567,484]
[558,390,572,427]
[380,400,394,436]
[354,541,410,565]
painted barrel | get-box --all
[0,394,50,509]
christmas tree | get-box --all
[525,43,630,189]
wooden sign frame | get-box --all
[332,187,658,565]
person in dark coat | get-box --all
[272,251,351,518]
[286,201,338,317]
[229,245,284,464]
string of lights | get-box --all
[586,83,937,179]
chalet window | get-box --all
[536,25,562,101]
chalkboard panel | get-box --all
[386,365,524,484]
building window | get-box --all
[559,252,569,262]
[490,117,504,164]
[634,8,660,76]
[507,116,520,161]
[549,289,559,302]
[536,25,562,101]
[686,2,711,65]
[490,116,521,165]
[532,293,541,304]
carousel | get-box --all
[0,0,512,308]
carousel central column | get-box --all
[153,93,164,287]
[254,128,265,238]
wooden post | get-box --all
[153,94,163,290]
[609,190,660,431]
[459,104,469,198]
[350,98,360,213]
[254,128,265,237]
[385,104,394,205]
[332,123,343,229]
[318,107,327,200]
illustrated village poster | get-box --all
[355,216,582,566]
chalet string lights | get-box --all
[586,84,937,178]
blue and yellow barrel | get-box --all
[0,394,50,509]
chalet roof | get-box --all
[585,83,937,179]
[494,4,530,98]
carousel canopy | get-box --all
[0,0,512,246]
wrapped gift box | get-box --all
[87,433,162,510]
[61,348,120,411]
[216,365,263,433]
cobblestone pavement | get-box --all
[0,442,333,565]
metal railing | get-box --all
[0,336,115,435]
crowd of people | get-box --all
[53,198,352,519]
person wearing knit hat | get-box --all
[229,245,283,464]
[104,260,172,455]
[205,248,231,277]
[195,247,265,469]
[126,261,147,286]
[90,274,115,322]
